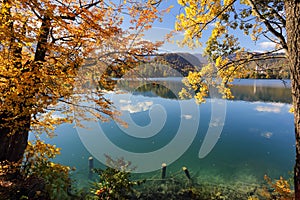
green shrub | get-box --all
[22,140,72,199]
[88,167,144,200]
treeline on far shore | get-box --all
[145,52,291,80]
[102,52,290,80]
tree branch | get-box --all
[194,0,237,36]
[266,4,286,27]
[248,0,287,50]
[34,15,50,62]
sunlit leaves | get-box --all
[263,175,294,199]
[0,140,71,198]
[22,140,72,199]
[0,0,165,137]
[175,0,226,48]
[175,0,287,103]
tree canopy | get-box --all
[0,0,169,162]
[175,0,287,102]
[175,0,300,198]
[1,0,299,198]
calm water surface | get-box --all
[30,78,294,186]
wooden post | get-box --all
[161,163,167,179]
[182,166,191,180]
[88,156,94,179]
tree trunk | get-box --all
[285,1,300,199]
[0,115,30,163]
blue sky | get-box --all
[139,1,281,54]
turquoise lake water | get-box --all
[29,78,295,187]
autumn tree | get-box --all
[0,0,166,173]
[175,0,300,198]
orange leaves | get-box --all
[263,175,294,199]
[22,140,72,198]
[0,0,164,137]
[26,140,61,160]
[127,0,170,31]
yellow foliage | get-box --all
[22,140,72,199]
[0,0,165,139]
[224,0,234,6]
[218,85,234,99]
[240,0,250,5]
[247,196,259,200]
[175,0,226,47]
[175,0,286,104]
[263,175,294,200]
[0,160,21,176]
[215,56,223,67]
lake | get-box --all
[30,78,295,188]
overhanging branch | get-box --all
[248,0,287,51]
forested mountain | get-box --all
[142,52,203,77]
[145,52,289,79]
[103,52,288,79]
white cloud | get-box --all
[182,114,192,119]
[255,105,281,113]
[257,41,286,53]
[252,50,265,53]
[120,101,153,113]
[119,99,131,104]
[261,132,273,139]
[209,118,224,127]
[275,48,286,53]
[259,41,277,49]
[269,102,285,107]
[254,48,286,54]
[51,114,65,119]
